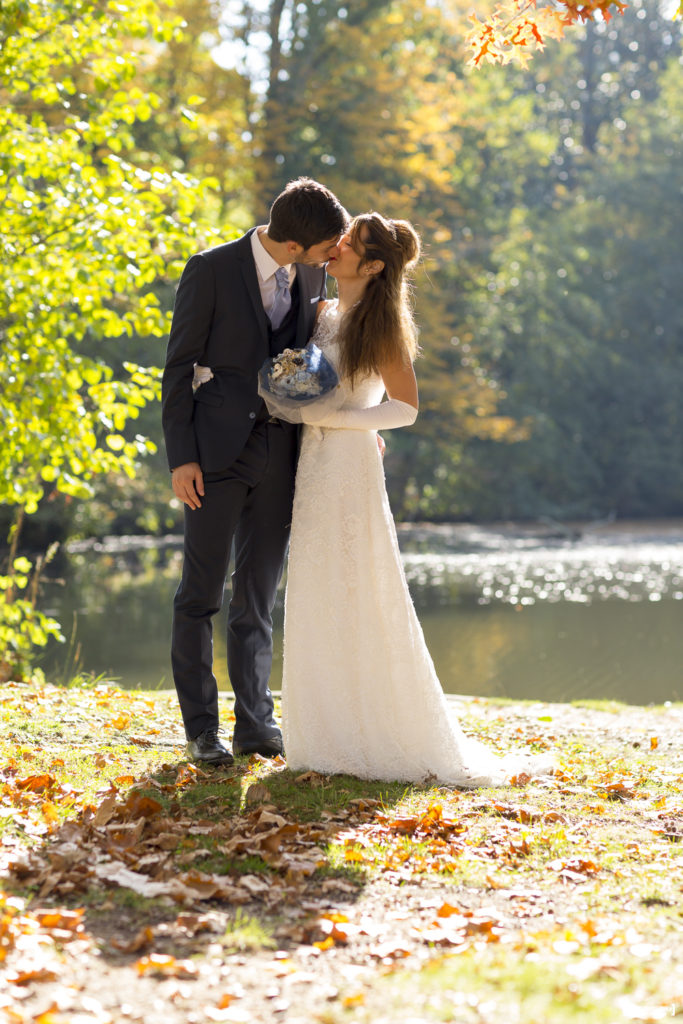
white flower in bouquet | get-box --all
[268,348,324,397]
[257,342,342,424]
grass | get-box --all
[318,944,679,1024]
[1,678,682,1023]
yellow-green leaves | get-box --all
[0,0,223,671]
[0,0,218,515]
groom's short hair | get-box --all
[268,178,348,250]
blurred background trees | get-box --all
[2,0,682,556]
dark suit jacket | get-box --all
[161,229,327,472]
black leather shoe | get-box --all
[186,729,234,765]
[232,736,284,758]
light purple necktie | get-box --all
[268,266,292,329]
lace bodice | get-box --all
[310,301,385,410]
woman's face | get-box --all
[325,225,368,280]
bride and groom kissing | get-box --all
[162,177,548,787]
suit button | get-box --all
[248,411,256,419]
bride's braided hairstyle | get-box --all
[337,212,421,384]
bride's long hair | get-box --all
[337,212,421,384]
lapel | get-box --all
[235,229,270,351]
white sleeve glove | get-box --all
[301,397,418,430]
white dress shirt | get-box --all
[193,230,296,392]
[251,227,296,312]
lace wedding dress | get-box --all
[282,301,549,786]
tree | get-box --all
[0,0,221,674]
[462,56,683,518]
[129,0,253,221]
[220,1,531,517]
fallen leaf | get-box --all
[342,992,365,1007]
[294,771,327,786]
[121,792,164,819]
[93,860,172,897]
[15,774,56,793]
[245,783,271,805]
[135,954,197,977]
[111,926,155,952]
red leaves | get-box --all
[466,0,627,68]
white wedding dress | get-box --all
[282,302,549,786]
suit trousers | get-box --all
[171,420,298,742]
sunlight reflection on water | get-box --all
[44,521,683,704]
[396,522,683,609]
[401,544,683,607]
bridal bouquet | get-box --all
[258,341,341,423]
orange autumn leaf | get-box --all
[15,774,56,793]
[553,857,599,875]
[41,801,60,823]
[9,965,60,984]
[121,792,163,819]
[342,993,365,1008]
[33,1011,61,1024]
[437,902,462,918]
[466,0,626,68]
[135,953,197,977]
[650,736,659,750]
[174,764,199,788]
[112,926,155,953]
[603,782,637,800]
[344,848,365,862]
[217,993,240,1009]
[34,908,84,931]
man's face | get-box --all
[292,235,343,268]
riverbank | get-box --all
[1,680,681,1023]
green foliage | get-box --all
[466,54,683,519]
[127,0,252,221]
[0,558,63,682]
[0,0,226,665]
[0,0,218,516]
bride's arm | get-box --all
[301,357,419,430]
[381,357,419,410]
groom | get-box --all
[162,178,348,764]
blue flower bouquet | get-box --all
[258,341,341,424]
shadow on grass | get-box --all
[12,754,411,965]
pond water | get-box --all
[40,520,683,705]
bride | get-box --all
[275,212,549,787]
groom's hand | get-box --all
[377,433,386,459]
[172,462,205,510]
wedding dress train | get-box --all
[282,302,549,786]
